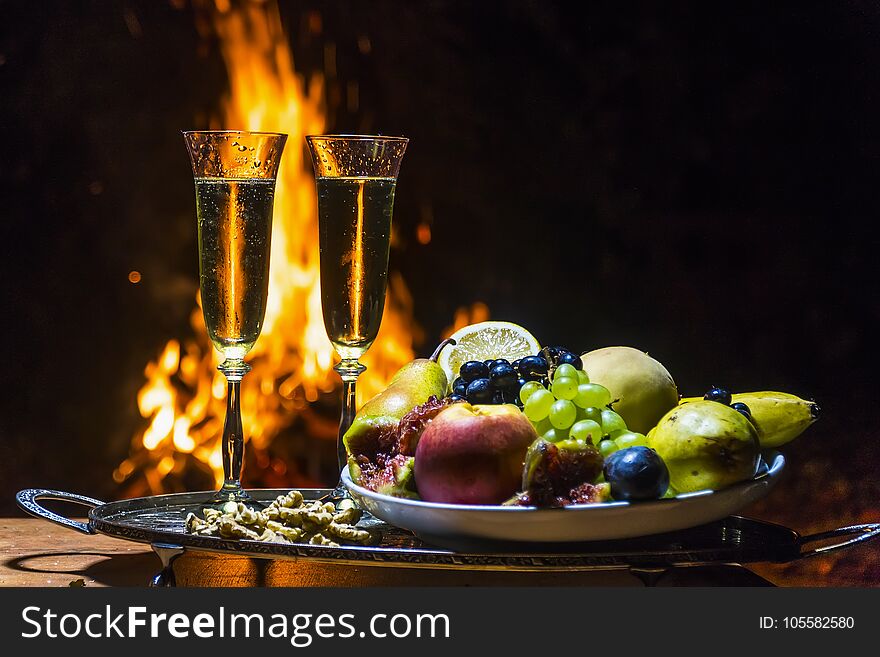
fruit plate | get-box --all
[342,451,785,545]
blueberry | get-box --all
[460,360,489,383]
[466,378,494,404]
[518,355,549,379]
[704,386,732,405]
[557,351,583,369]
[490,363,518,390]
[731,402,752,419]
[603,446,670,501]
[452,377,468,397]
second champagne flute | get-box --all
[306,134,409,494]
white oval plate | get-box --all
[343,452,785,544]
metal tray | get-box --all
[16,487,880,577]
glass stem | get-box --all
[334,359,366,472]
[217,359,251,500]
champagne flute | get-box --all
[183,130,287,507]
[306,135,408,497]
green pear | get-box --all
[647,400,759,493]
[343,339,453,461]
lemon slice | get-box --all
[439,321,541,388]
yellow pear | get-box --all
[581,346,678,433]
[648,401,760,492]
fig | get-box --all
[515,437,608,507]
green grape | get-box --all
[581,406,603,424]
[662,485,677,499]
[556,438,588,451]
[543,427,569,443]
[600,409,628,435]
[615,431,647,449]
[519,380,544,404]
[534,417,553,435]
[549,399,577,429]
[570,419,603,443]
[551,376,578,400]
[577,369,590,384]
[598,439,618,458]
[524,389,554,422]
[554,363,578,381]
[573,383,612,409]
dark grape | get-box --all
[452,377,468,397]
[460,360,489,382]
[466,378,494,404]
[517,377,528,389]
[604,447,670,501]
[557,351,583,369]
[518,355,549,379]
[731,402,752,419]
[492,390,505,405]
[704,387,732,405]
[449,394,465,402]
[500,388,520,405]
[490,363,518,389]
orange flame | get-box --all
[117,1,417,494]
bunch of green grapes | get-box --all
[520,363,648,456]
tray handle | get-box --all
[796,523,880,559]
[15,488,104,535]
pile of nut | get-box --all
[184,491,372,547]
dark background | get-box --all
[1,1,878,584]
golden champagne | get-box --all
[196,177,275,361]
[316,176,396,359]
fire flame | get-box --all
[116,1,417,494]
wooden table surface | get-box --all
[5,516,866,587]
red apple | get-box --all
[414,403,537,505]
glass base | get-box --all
[208,485,265,512]
[319,479,352,507]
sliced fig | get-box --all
[348,396,461,497]
[516,438,607,507]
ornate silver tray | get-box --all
[16,487,880,584]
